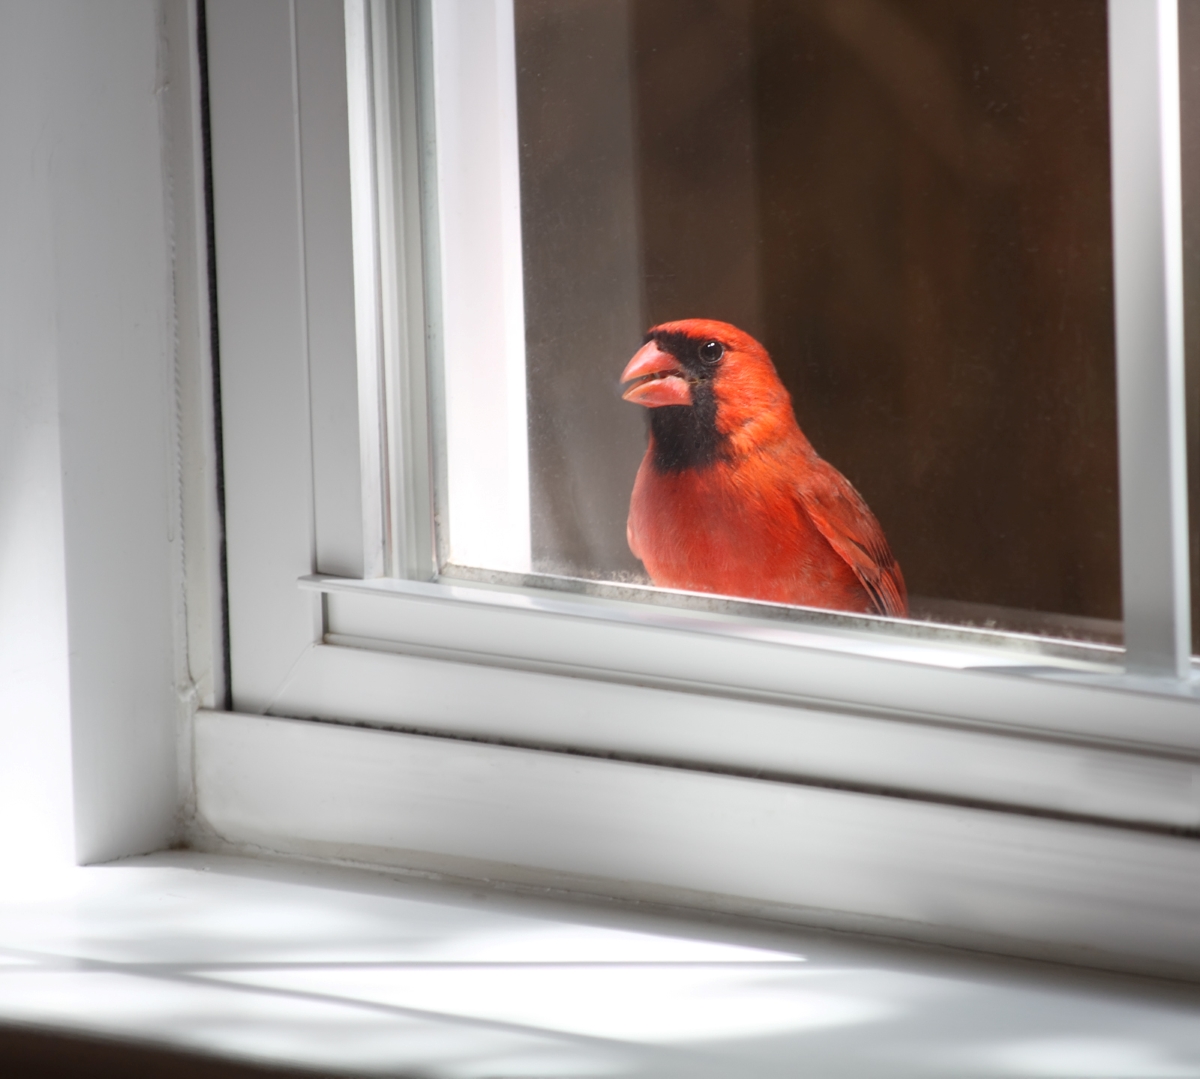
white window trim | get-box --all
[1110,0,1192,678]
[199,0,1200,980]
[195,708,1200,982]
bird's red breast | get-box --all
[620,319,907,618]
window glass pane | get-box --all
[451,0,1122,644]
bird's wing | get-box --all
[795,460,908,618]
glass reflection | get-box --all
[512,0,1119,641]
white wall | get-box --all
[0,0,184,869]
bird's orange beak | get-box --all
[620,342,693,407]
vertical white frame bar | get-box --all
[345,0,435,580]
[345,0,390,579]
[1109,0,1192,678]
[428,0,531,574]
[380,0,436,581]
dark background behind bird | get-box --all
[511,0,1200,639]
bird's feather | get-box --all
[794,459,907,618]
[622,319,907,619]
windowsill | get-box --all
[2,849,1199,1077]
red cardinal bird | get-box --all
[620,319,907,618]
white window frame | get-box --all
[198,0,1200,979]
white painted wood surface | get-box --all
[1109,0,1192,676]
[0,0,182,867]
[196,711,1200,980]
[207,0,327,712]
[5,851,1200,1077]
[257,640,1200,830]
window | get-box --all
[199,0,1200,977]
[350,1,1191,661]
[511,0,1122,647]
[316,0,1193,669]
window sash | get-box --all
[345,0,1195,680]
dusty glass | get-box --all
[450,0,1122,646]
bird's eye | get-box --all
[698,340,724,364]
